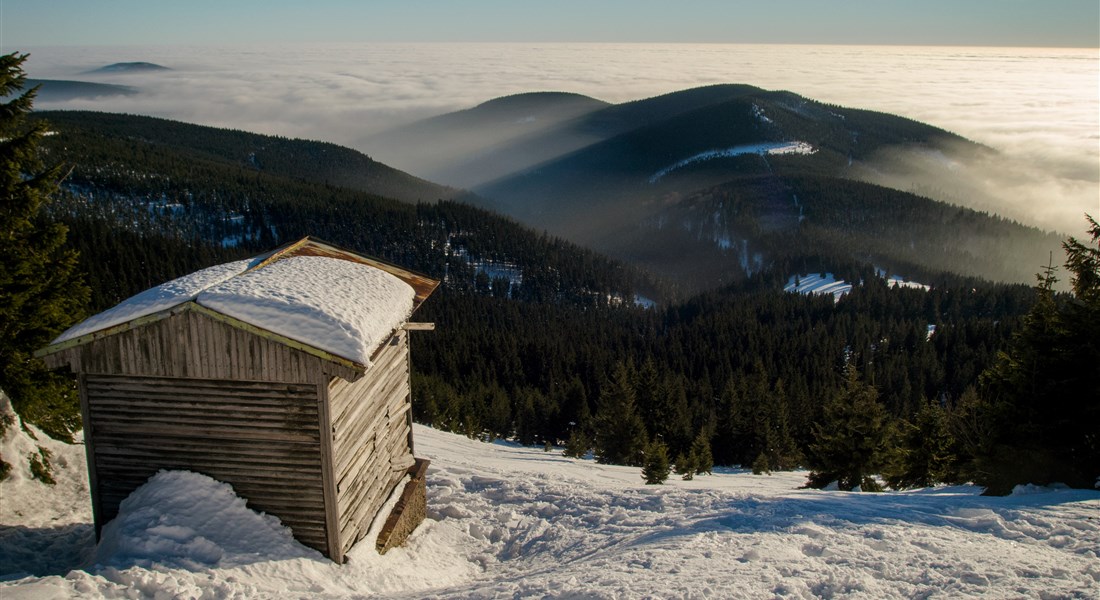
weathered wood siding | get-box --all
[43,308,358,383]
[329,329,415,556]
[83,373,330,553]
[42,306,421,561]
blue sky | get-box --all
[4,0,1098,48]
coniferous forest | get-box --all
[3,58,1097,495]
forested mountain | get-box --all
[374,86,1063,294]
[18,104,1093,493]
[38,111,468,206]
[31,110,659,306]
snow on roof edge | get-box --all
[41,239,433,368]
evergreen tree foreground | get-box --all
[806,365,888,492]
[973,215,1100,494]
[642,439,671,484]
[0,52,89,441]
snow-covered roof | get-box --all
[45,238,438,368]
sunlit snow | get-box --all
[785,272,930,302]
[2,405,1097,598]
[49,254,416,367]
[784,272,853,301]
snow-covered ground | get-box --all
[2,401,1098,598]
[785,272,930,302]
[784,273,853,301]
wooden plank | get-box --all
[92,422,320,443]
[333,366,408,445]
[340,471,402,546]
[339,475,388,542]
[331,340,405,424]
[78,374,105,539]
[89,400,318,419]
[337,451,389,514]
[94,438,320,460]
[85,377,317,395]
[87,407,319,428]
[336,435,376,490]
[317,378,343,563]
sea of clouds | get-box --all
[21,43,1099,235]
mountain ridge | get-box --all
[369,85,1057,293]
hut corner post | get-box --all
[317,376,344,563]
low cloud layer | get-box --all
[23,43,1097,235]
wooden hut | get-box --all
[36,237,439,562]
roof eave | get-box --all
[35,301,369,377]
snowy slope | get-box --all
[2,420,1098,599]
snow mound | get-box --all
[650,141,815,182]
[197,256,415,366]
[92,470,319,570]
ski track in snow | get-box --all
[2,418,1098,599]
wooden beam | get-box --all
[316,377,344,563]
[401,322,435,331]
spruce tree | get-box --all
[674,451,696,480]
[976,216,1100,492]
[883,399,955,489]
[484,384,512,441]
[689,430,714,475]
[806,364,889,491]
[562,429,590,459]
[759,379,802,471]
[593,363,648,466]
[641,439,671,484]
[0,52,89,440]
[751,452,771,475]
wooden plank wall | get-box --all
[84,374,331,553]
[329,330,415,556]
[45,309,357,384]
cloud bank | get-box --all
[22,43,1098,235]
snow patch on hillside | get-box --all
[752,103,773,124]
[884,274,930,291]
[785,272,853,301]
[649,141,816,183]
[786,271,930,302]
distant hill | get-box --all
[38,111,465,205]
[83,62,171,74]
[362,92,609,189]
[21,79,137,102]
[370,85,1062,293]
[364,85,775,189]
